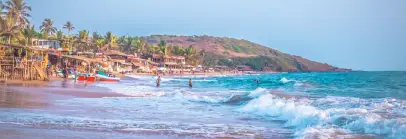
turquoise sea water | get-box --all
[0,72,405,138]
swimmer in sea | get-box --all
[156,76,161,87]
[189,78,193,88]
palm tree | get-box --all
[77,30,88,43]
[185,45,196,57]
[74,30,89,51]
[199,49,205,64]
[39,18,57,37]
[159,45,170,56]
[63,21,74,38]
[3,0,32,26]
[92,32,102,40]
[158,40,166,48]
[21,24,35,46]
[158,40,170,56]
[0,15,20,44]
[56,31,63,40]
[118,36,133,52]
[171,45,185,56]
[135,38,146,55]
[105,31,117,50]
[95,39,105,51]
[185,45,197,65]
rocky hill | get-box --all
[142,35,351,72]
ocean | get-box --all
[0,72,405,139]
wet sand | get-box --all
[0,80,140,138]
[0,124,182,139]
[0,79,127,109]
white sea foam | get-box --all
[296,127,353,139]
[248,88,268,98]
[280,77,293,83]
[240,93,406,139]
[96,83,172,97]
[173,92,229,103]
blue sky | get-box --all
[27,0,406,71]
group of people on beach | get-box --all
[156,76,193,88]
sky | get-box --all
[27,0,406,71]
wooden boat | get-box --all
[87,76,96,82]
[77,74,86,81]
[95,74,120,82]
[76,73,95,82]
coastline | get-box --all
[0,79,126,108]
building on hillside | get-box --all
[32,38,61,49]
[151,54,187,72]
[237,65,253,72]
[128,57,150,72]
[214,66,231,72]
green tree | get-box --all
[120,36,133,53]
[4,0,31,26]
[185,45,198,65]
[63,21,74,38]
[171,45,185,56]
[92,32,103,40]
[21,24,35,46]
[0,15,20,44]
[77,30,88,43]
[159,40,166,47]
[158,40,170,56]
[135,38,146,55]
[74,30,89,51]
[39,18,57,37]
[146,44,160,55]
[185,45,196,57]
[105,31,117,50]
[56,31,63,40]
[199,48,205,60]
[95,39,105,51]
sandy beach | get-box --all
[0,80,139,139]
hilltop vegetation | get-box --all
[141,35,351,72]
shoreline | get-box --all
[0,79,127,109]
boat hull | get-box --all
[95,74,120,82]
[87,76,96,82]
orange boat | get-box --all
[87,76,96,82]
[77,75,86,81]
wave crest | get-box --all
[239,94,406,138]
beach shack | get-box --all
[61,55,95,74]
[150,54,186,73]
[127,57,149,73]
[103,50,132,73]
[0,44,51,81]
[32,38,61,49]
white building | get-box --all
[32,38,61,49]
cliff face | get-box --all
[142,35,351,72]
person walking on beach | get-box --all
[156,76,161,87]
[189,78,193,88]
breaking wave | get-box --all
[280,77,294,83]
[239,93,406,139]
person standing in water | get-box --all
[156,76,161,87]
[189,78,193,88]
